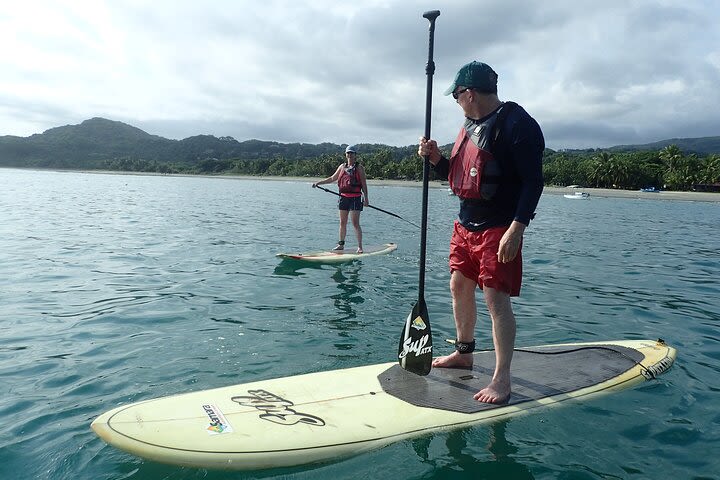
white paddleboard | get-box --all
[276,243,397,263]
[91,339,675,471]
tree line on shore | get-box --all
[100,144,719,192]
[3,118,718,191]
[543,145,720,191]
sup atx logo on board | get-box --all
[232,389,325,426]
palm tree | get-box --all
[659,145,683,175]
[606,154,632,189]
[589,151,613,188]
[697,154,720,184]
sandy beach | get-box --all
[539,186,720,203]
[265,175,720,203]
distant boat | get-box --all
[640,187,660,192]
[564,192,590,199]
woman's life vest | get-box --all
[448,104,509,200]
[338,164,362,196]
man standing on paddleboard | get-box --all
[418,61,544,404]
[312,145,369,254]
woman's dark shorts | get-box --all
[338,195,363,211]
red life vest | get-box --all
[448,107,504,200]
[338,164,362,196]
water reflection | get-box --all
[329,263,363,322]
[272,259,366,330]
[414,421,535,479]
[272,258,326,276]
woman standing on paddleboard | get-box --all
[312,145,369,253]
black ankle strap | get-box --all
[455,339,475,354]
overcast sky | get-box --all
[2,0,719,150]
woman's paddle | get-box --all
[314,184,420,228]
[398,10,439,376]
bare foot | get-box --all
[356,248,363,254]
[473,378,511,404]
[431,351,473,368]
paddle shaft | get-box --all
[314,184,420,228]
[395,10,440,377]
[418,9,439,300]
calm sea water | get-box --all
[1,168,718,480]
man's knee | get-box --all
[484,287,513,316]
[450,271,476,297]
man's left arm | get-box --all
[499,116,545,263]
[513,116,545,226]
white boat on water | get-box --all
[563,192,590,199]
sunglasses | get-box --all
[452,87,471,99]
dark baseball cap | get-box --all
[443,61,498,95]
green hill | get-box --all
[1,117,718,172]
[607,136,720,155]
[0,117,422,169]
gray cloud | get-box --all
[1,0,718,150]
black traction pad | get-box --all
[378,345,645,413]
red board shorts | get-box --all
[449,221,522,296]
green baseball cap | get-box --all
[443,61,498,96]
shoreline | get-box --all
[265,176,720,203]
[538,186,720,203]
[6,167,719,202]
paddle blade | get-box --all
[398,298,433,375]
